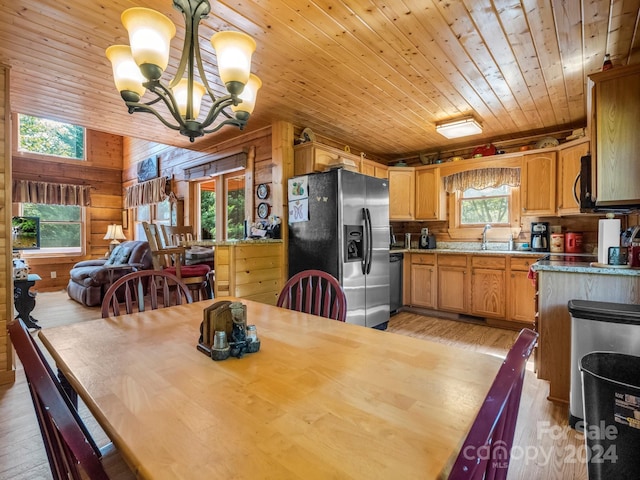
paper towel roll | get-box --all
[598,218,621,264]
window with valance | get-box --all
[124,176,173,209]
[12,180,91,206]
[443,167,521,193]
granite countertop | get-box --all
[186,239,283,247]
[532,260,640,276]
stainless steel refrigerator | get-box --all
[287,169,390,328]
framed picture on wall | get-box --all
[137,156,159,182]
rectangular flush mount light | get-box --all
[436,116,483,139]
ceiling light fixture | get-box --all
[106,0,261,142]
[435,116,483,139]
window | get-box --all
[134,199,171,241]
[460,186,510,225]
[17,114,85,160]
[198,171,247,241]
[19,203,83,254]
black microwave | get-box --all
[579,154,640,213]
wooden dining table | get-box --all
[38,297,503,479]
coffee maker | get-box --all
[419,227,437,249]
[531,222,550,252]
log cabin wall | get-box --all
[11,130,124,292]
[122,125,276,230]
[1,65,14,385]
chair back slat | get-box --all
[277,270,347,322]
[447,328,538,480]
[101,270,193,318]
[8,319,110,480]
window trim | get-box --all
[447,186,521,240]
[15,203,87,258]
[12,113,89,164]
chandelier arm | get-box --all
[125,102,182,131]
[147,82,190,129]
[201,117,246,134]
[199,95,236,129]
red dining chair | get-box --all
[101,269,193,318]
[447,328,538,480]
[8,319,134,480]
[277,269,347,321]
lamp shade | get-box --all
[106,45,147,99]
[211,31,256,88]
[121,7,176,79]
[232,74,262,115]
[172,78,206,119]
[436,117,483,139]
[104,224,126,242]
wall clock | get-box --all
[257,183,269,199]
[257,202,270,219]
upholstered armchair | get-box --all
[67,240,153,307]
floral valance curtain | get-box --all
[12,179,91,206]
[124,176,169,209]
[443,167,521,194]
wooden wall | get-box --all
[12,130,123,292]
[123,126,277,227]
[1,65,14,385]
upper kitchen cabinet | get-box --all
[388,167,415,220]
[556,140,590,216]
[415,167,446,221]
[590,64,640,207]
[520,151,557,216]
[293,142,360,175]
[360,158,388,179]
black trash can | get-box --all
[580,352,640,480]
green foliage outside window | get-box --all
[22,203,81,249]
[201,191,216,239]
[460,186,509,225]
[226,188,245,240]
[18,114,85,160]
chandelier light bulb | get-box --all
[211,31,256,95]
[232,74,262,116]
[105,45,147,101]
[173,78,206,119]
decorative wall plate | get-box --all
[257,183,269,199]
[257,202,270,219]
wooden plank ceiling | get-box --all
[1,0,639,160]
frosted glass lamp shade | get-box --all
[106,45,147,99]
[211,31,256,91]
[435,117,483,139]
[232,74,262,115]
[172,78,206,119]
[122,7,176,79]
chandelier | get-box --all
[106,0,261,142]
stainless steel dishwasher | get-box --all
[389,252,403,314]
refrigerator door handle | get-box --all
[365,207,373,274]
[361,208,368,274]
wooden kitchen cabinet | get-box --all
[556,140,589,215]
[470,255,506,319]
[293,142,360,175]
[507,257,536,326]
[410,253,437,308]
[415,167,446,221]
[590,63,640,206]
[521,151,557,216]
[360,158,388,179]
[437,254,469,313]
[388,167,415,220]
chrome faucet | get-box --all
[481,224,492,250]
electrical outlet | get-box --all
[51,271,57,279]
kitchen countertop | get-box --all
[393,247,543,257]
[532,259,640,276]
[185,238,283,247]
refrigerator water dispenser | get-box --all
[344,225,363,262]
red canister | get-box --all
[630,243,640,268]
[565,232,583,253]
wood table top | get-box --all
[39,297,502,479]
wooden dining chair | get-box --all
[447,328,538,480]
[277,269,347,321]
[142,221,211,301]
[101,270,193,318]
[160,224,195,246]
[7,319,134,480]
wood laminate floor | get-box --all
[0,291,587,480]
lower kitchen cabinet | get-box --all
[507,257,536,326]
[410,253,437,308]
[470,256,506,319]
[437,254,469,313]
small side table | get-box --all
[14,273,42,330]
